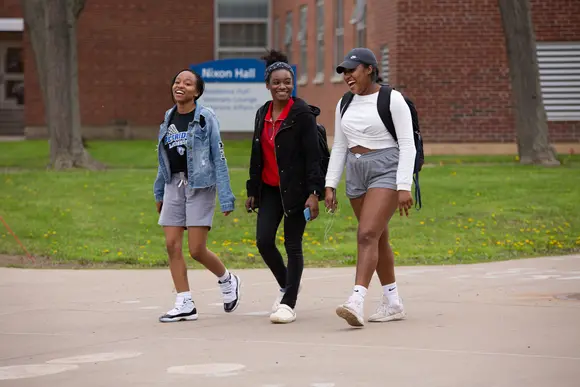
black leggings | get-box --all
[256,184,306,309]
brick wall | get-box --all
[272,0,580,143]
[0,0,21,17]
[17,0,215,129]
[272,0,356,134]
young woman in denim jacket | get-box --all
[154,69,241,323]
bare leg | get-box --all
[164,226,189,292]
[354,188,398,288]
[350,195,397,286]
[187,226,226,277]
[376,226,396,285]
[336,188,398,327]
[187,226,241,313]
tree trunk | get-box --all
[21,0,104,170]
[498,0,560,166]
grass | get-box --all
[0,140,579,269]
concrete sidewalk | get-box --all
[1,255,579,386]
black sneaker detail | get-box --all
[158,307,198,323]
[223,274,241,313]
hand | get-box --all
[305,194,319,220]
[156,201,163,214]
[245,197,255,212]
[223,211,232,216]
[324,187,337,213]
[398,190,413,217]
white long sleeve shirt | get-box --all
[325,88,417,191]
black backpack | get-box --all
[339,85,424,209]
[317,123,331,178]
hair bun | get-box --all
[261,49,289,67]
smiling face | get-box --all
[172,71,199,103]
[342,64,374,95]
[267,69,294,102]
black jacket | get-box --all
[246,97,324,217]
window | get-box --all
[273,17,280,50]
[316,0,325,78]
[351,0,366,47]
[298,5,308,82]
[215,0,270,59]
[217,0,268,18]
[381,45,389,83]
[219,23,268,47]
[285,11,293,65]
[334,0,344,70]
[537,42,580,121]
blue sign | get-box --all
[188,58,298,132]
[190,58,297,96]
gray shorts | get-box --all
[346,147,399,199]
[158,173,216,228]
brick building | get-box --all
[272,0,580,145]
[0,0,579,146]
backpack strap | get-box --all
[339,91,355,118]
[376,85,398,142]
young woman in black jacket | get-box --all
[245,49,324,324]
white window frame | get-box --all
[214,0,271,60]
[273,17,280,50]
[314,0,325,84]
[351,0,366,47]
[284,11,293,65]
[298,5,308,85]
[332,0,344,83]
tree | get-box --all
[498,0,560,166]
[21,0,104,170]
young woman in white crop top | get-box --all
[324,48,416,327]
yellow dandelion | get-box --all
[247,253,255,258]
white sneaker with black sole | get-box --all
[219,273,241,313]
[159,298,198,323]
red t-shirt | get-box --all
[261,99,294,186]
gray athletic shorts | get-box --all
[345,147,399,199]
[158,172,216,228]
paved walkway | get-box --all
[1,255,579,386]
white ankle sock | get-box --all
[218,270,231,283]
[382,282,400,305]
[176,291,192,303]
[352,285,367,301]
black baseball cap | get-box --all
[336,48,378,73]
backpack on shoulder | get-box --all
[316,122,331,179]
[339,85,425,210]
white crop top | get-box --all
[325,89,417,191]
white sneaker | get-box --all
[336,295,365,327]
[219,273,241,313]
[272,284,303,313]
[159,298,198,323]
[270,304,297,324]
[368,295,406,322]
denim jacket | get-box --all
[153,104,236,213]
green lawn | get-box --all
[0,140,579,268]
